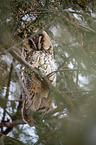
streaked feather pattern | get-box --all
[22,31,56,126]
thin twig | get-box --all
[78,23,95,32]
[67,10,96,20]
[2,94,23,135]
[12,10,52,16]
[4,110,13,118]
[58,55,73,70]
[0,8,51,22]
[47,69,81,77]
[60,90,90,93]
[63,10,95,33]
[1,98,23,102]
[12,16,23,35]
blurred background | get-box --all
[0,0,96,145]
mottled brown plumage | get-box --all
[21,31,56,126]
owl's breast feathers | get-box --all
[22,31,56,126]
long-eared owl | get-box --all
[21,31,56,126]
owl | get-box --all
[21,31,56,126]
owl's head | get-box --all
[26,31,53,52]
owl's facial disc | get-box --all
[28,35,43,51]
[28,31,52,51]
[28,37,38,50]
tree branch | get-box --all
[2,94,23,135]
[4,48,53,89]
[3,47,74,108]
[0,120,25,128]
[1,61,14,129]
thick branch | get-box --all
[7,49,53,89]
[0,120,25,128]
[3,48,70,106]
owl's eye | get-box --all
[28,39,33,48]
[28,38,37,50]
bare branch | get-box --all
[12,16,23,35]
[2,61,13,121]
[47,69,80,77]
[1,98,23,102]
[2,94,23,135]
[47,67,87,78]
[68,10,96,20]
[0,8,52,22]
[77,23,95,32]
[2,48,74,109]
[12,10,52,16]
[4,48,53,89]
[58,55,73,70]
[0,120,25,128]
[60,90,91,93]
[63,10,96,33]
[1,61,13,133]
[12,8,52,16]
[4,110,13,119]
